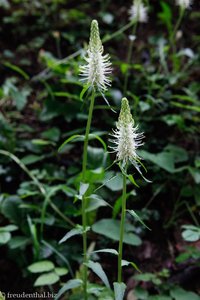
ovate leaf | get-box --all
[55,267,68,276]
[92,219,141,246]
[182,228,200,242]
[0,232,11,244]
[34,272,59,286]
[28,260,54,273]
[139,150,175,173]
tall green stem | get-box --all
[169,7,184,72]
[102,21,134,43]
[118,173,127,283]
[81,89,95,300]
[123,21,137,95]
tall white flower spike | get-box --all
[176,0,192,9]
[110,98,145,175]
[80,20,112,93]
[129,0,148,23]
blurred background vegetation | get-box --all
[0,0,200,299]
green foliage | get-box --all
[181,225,200,242]
[28,260,68,287]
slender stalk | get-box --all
[102,21,134,43]
[123,21,137,95]
[169,7,184,72]
[81,89,96,300]
[118,172,127,282]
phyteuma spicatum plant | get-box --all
[79,19,112,300]
[110,98,149,288]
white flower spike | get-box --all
[80,20,112,93]
[110,97,144,173]
[176,0,192,9]
[129,0,148,23]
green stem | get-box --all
[123,21,137,95]
[81,89,95,300]
[169,7,185,72]
[102,21,134,43]
[118,172,127,283]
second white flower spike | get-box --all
[110,97,144,170]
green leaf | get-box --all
[171,101,200,113]
[127,210,151,230]
[59,227,83,244]
[104,174,123,191]
[55,279,83,300]
[0,232,11,244]
[92,248,118,256]
[139,150,175,173]
[76,168,105,185]
[58,134,83,152]
[164,145,188,163]
[27,260,55,273]
[4,62,30,80]
[32,139,55,146]
[41,127,61,142]
[55,267,68,276]
[34,271,59,286]
[134,273,156,282]
[127,175,139,187]
[170,287,200,300]
[1,196,23,225]
[189,168,200,184]
[113,282,126,300]
[79,182,89,197]
[182,229,200,242]
[12,87,31,111]
[8,236,30,249]
[87,260,110,288]
[80,83,90,101]
[121,260,141,272]
[87,146,107,169]
[158,1,172,31]
[92,219,142,246]
[21,154,45,165]
[85,194,110,212]
[0,225,18,232]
